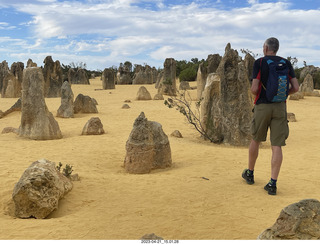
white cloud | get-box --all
[0,0,320,70]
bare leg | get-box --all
[248,139,260,171]
[271,146,283,180]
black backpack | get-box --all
[260,57,290,102]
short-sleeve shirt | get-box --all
[252,55,296,105]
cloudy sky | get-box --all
[0,0,319,70]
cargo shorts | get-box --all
[251,102,289,146]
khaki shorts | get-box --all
[251,102,289,146]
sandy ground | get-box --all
[0,78,319,240]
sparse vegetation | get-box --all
[56,162,74,178]
[164,91,221,143]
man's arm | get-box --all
[251,78,260,95]
[289,77,299,95]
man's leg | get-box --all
[271,145,283,180]
[264,145,282,195]
[243,139,260,184]
[249,139,260,170]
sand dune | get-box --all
[0,78,319,240]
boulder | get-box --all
[200,43,253,146]
[57,81,74,118]
[124,112,172,174]
[136,86,152,100]
[121,104,130,109]
[258,199,320,240]
[2,127,19,134]
[82,117,105,135]
[141,233,164,240]
[287,112,296,122]
[289,92,304,100]
[102,68,115,89]
[153,93,164,100]
[19,67,62,140]
[43,56,63,97]
[73,94,98,113]
[171,130,183,138]
[158,58,177,96]
[12,159,73,219]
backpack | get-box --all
[260,57,290,102]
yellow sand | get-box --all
[0,78,319,240]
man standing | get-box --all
[242,37,299,195]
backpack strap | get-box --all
[259,58,267,91]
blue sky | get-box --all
[0,0,320,70]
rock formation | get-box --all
[171,130,183,138]
[0,61,9,93]
[43,56,63,97]
[136,86,152,100]
[102,68,115,89]
[133,65,155,84]
[200,43,253,146]
[196,54,222,100]
[0,98,21,119]
[73,93,98,113]
[116,65,132,85]
[157,58,177,96]
[124,112,172,174]
[12,159,73,219]
[68,68,90,84]
[299,74,320,96]
[82,117,105,135]
[19,67,62,140]
[1,62,24,98]
[258,199,320,240]
[57,81,74,118]
[26,58,37,68]
[153,93,164,100]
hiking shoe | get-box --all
[264,183,277,195]
[242,169,254,185]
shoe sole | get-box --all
[264,186,276,195]
[242,173,254,185]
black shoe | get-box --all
[264,183,277,195]
[242,169,254,185]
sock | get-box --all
[269,178,277,186]
[247,169,254,176]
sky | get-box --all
[0,0,320,71]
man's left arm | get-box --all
[289,77,299,95]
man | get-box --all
[242,37,299,195]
